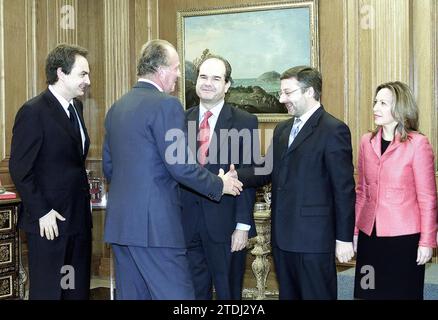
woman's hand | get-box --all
[416,246,433,265]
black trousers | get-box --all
[26,230,91,300]
[186,215,247,300]
[273,246,337,300]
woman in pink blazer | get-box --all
[353,81,437,300]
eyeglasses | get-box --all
[278,87,307,97]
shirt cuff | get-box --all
[236,223,251,231]
[336,239,352,244]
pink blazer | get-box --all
[355,129,437,248]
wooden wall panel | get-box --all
[33,0,49,92]
[319,0,344,121]
[56,0,78,44]
[412,0,437,169]
[77,0,105,164]
[103,0,130,109]
[131,0,158,84]
[0,0,4,168]
[1,0,28,189]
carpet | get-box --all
[337,263,438,300]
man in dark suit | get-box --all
[102,40,243,300]
[233,66,355,300]
[181,55,258,300]
[9,44,92,299]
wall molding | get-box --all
[343,0,360,158]
[370,0,410,87]
[55,0,78,45]
[104,0,130,111]
[0,0,4,162]
[25,0,37,100]
[412,0,437,172]
[148,0,159,40]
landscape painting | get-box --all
[177,1,319,122]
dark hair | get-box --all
[370,81,419,142]
[280,66,322,101]
[137,39,174,77]
[45,43,88,85]
[196,54,232,83]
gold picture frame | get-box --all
[177,0,319,122]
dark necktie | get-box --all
[68,103,81,141]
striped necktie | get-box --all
[288,118,301,147]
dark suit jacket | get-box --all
[9,89,91,235]
[102,82,224,248]
[239,107,355,253]
[181,104,257,243]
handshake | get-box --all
[218,164,241,196]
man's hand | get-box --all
[416,246,433,265]
[231,229,248,252]
[226,164,238,179]
[218,168,243,196]
[39,209,66,240]
[335,240,354,263]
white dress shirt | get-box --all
[138,78,163,92]
[293,103,321,134]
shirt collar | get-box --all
[199,100,224,120]
[296,103,321,126]
[138,78,163,92]
[48,85,74,111]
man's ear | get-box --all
[155,67,166,82]
[306,86,315,98]
[56,67,65,81]
[224,81,231,93]
[157,66,166,76]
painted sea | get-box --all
[184,66,287,113]
[232,78,280,96]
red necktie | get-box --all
[198,111,213,166]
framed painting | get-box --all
[177,0,319,122]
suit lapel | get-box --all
[186,107,199,157]
[371,127,402,159]
[43,90,83,157]
[383,135,401,156]
[73,98,90,158]
[280,118,294,160]
[370,129,382,158]
[283,107,324,158]
[213,104,233,157]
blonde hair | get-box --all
[370,81,419,142]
